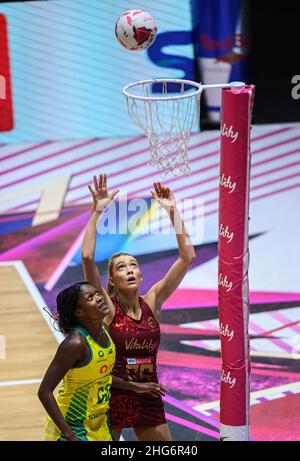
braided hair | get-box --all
[56,281,90,334]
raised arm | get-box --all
[144,183,196,320]
[38,336,87,441]
[81,174,119,320]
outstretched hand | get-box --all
[88,174,119,213]
[151,182,176,211]
[132,381,168,398]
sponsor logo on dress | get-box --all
[125,337,155,352]
[220,322,234,342]
[114,321,126,328]
[88,411,105,420]
[97,350,107,363]
[221,370,236,389]
[99,364,108,375]
[220,173,236,194]
[127,357,152,365]
[219,223,234,244]
[218,273,233,292]
[221,123,239,143]
[147,316,157,331]
[97,350,107,362]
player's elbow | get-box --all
[180,254,196,267]
[187,254,196,266]
[188,247,197,264]
[81,251,94,262]
[190,251,196,263]
[38,381,55,406]
[37,383,48,403]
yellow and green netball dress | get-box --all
[45,325,116,441]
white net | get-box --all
[123,79,202,177]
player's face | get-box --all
[110,255,142,293]
[76,285,109,321]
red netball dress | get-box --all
[108,296,166,428]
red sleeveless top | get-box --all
[109,296,160,385]
[108,296,166,428]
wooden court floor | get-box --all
[0,263,60,441]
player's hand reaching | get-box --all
[88,174,119,213]
[151,182,176,211]
[131,381,167,398]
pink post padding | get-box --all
[218,85,255,441]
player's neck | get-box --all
[79,320,103,342]
[116,291,140,314]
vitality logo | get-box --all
[0,14,14,131]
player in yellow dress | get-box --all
[38,281,116,441]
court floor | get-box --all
[0,261,62,441]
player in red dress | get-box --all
[82,174,196,441]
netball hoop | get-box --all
[123,79,245,177]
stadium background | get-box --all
[0,0,299,441]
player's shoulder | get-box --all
[59,329,86,350]
[141,290,156,312]
[103,296,117,327]
[141,286,162,323]
[55,330,88,363]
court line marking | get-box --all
[3,262,299,405]
[251,351,300,359]
[0,260,64,344]
[193,380,300,413]
[0,261,126,440]
[0,379,42,388]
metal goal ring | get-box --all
[123,78,203,102]
[123,79,246,102]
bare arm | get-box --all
[81,210,105,291]
[81,174,119,322]
[38,336,87,441]
[145,183,196,320]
